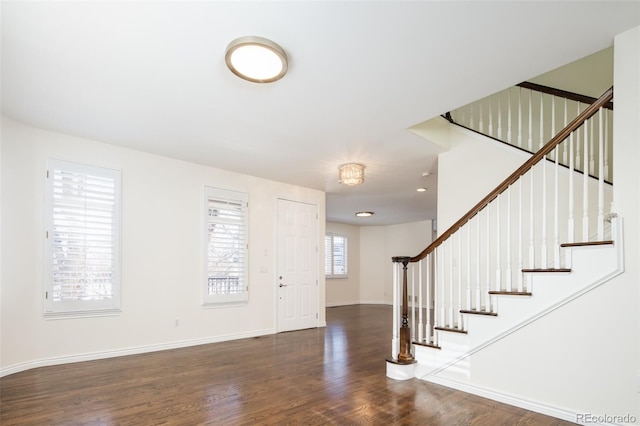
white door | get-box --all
[277,199,319,332]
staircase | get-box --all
[386,86,622,420]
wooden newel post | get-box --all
[392,256,414,363]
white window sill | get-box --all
[44,309,121,320]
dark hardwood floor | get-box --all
[1,305,574,425]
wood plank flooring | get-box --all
[1,305,575,425]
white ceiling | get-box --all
[2,1,638,225]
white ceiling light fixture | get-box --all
[338,163,365,186]
[225,36,288,83]
[355,211,374,217]
[416,187,427,192]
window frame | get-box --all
[325,233,348,279]
[44,159,122,318]
[203,186,249,307]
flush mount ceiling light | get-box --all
[355,211,374,217]
[225,36,288,83]
[416,187,427,192]
[338,163,365,186]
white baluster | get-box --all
[598,109,605,240]
[539,92,545,150]
[457,232,463,327]
[479,99,484,134]
[568,131,575,244]
[528,169,535,291]
[583,118,590,242]
[497,95,503,140]
[449,239,454,328]
[392,262,399,358]
[439,245,445,330]
[476,212,481,310]
[466,224,471,311]
[604,110,610,181]
[554,145,560,268]
[496,194,502,292]
[528,90,533,152]
[563,99,568,164]
[469,103,475,129]
[411,265,416,342]
[418,260,423,342]
[506,186,513,292]
[576,104,582,171]
[590,119,595,175]
[488,97,494,137]
[541,159,548,268]
[517,87,523,148]
[486,206,491,309]
[425,255,431,344]
[551,96,556,161]
[507,88,512,144]
[518,178,524,292]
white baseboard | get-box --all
[1,327,275,378]
[425,375,581,424]
[326,301,391,307]
[325,301,361,307]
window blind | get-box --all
[325,234,348,277]
[46,160,121,314]
[204,187,248,304]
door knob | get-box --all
[279,283,287,287]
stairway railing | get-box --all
[446,82,614,183]
[389,87,614,363]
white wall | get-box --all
[325,222,360,306]
[0,117,326,375]
[360,221,433,305]
[437,124,526,233]
[612,26,640,421]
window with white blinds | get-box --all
[45,159,121,315]
[204,187,248,305]
[325,234,348,278]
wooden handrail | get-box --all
[408,86,613,263]
[517,81,614,110]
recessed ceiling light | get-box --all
[225,36,288,83]
[417,187,427,192]
[421,172,431,177]
[355,211,374,217]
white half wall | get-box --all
[0,116,326,375]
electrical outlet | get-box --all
[174,319,180,327]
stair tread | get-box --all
[434,326,467,334]
[560,240,614,248]
[488,291,532,296]
[460,309,497,316]
[522,268,571,273]
[413,341,441,350]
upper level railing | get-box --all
[446,82,614,183]
[388,87,614,363]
